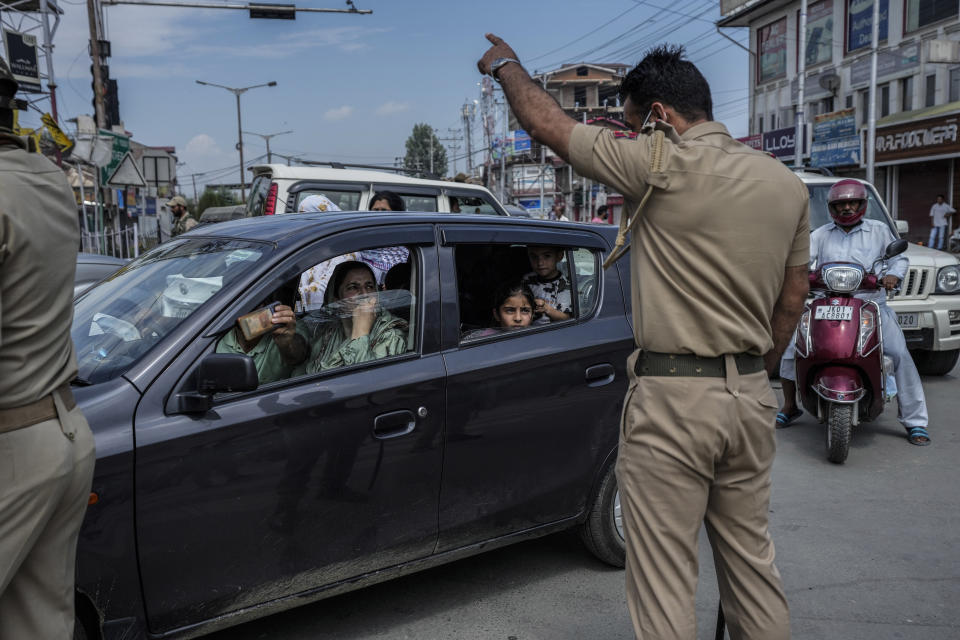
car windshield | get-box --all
[807,182,894,233]
[72,238,269,385]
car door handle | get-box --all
[373,410,417,440]
[585,364,615,387]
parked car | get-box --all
[244,163,509,217]
[70,212,634,639]
[795,170,960,375]
[504,203,534,218]
[74,252,127,297]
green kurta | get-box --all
[216,328,302,385]
[302,309,408,374]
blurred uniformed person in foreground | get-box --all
[479,37,810,639]
[0,57,96,639]
[167,195,197,236]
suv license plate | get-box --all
[897,313,919,329]
[815,306,853,321]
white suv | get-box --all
[797,170,960,375]
[244,164,509,217]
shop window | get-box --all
[880,84,890,117]
[925,74,937,107]
[770,113,777,130]
[574,86,586,108]
[905,0,957,32]
[757,17,787,83]
[901,76,913,112]
[951,68,960,103]
[757,115,764,134]
[845,94,854,109]
[859,89,870,126]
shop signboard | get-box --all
[511,164,554,193]
[762,125,808,160]
[850,42,919,86]
[874,113,960,163]
[811,136,861,166]
[736,134,763,150]
[513,130,531,153]
[2,29,41,92]
[847,0,888,52]
[813,108,856,140]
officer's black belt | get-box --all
[0,383,77,435]
[634,351,765,377]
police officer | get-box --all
[479,37,810,639]
[0,57,96,639]
[167,195,197,236]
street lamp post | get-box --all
[243,129,293,164]
[196,79,277,201]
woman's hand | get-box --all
[351,295,377,339]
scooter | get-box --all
[794,238,909,463]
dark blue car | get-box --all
[71,212,634,639]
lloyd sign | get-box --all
[762,126,808,160]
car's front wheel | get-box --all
[579,462,626,568]
[910,348,960,376]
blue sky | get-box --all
[41,0,749,191]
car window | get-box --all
[397,194,438,212]
[454,243,600,342]
[449,194,499,215]
[72,239,270,385]
[806,183,894,233]
[294,189,362,212]
[246,175,271,217]
[215,245,418,389]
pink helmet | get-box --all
[827,179,867,226]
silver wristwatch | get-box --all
[490,57,522,82]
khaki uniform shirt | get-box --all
[569,122,809,356]
[172,214,198,237]
[0,133,81,408]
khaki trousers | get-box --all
[616,352,790,640]
[0,392,95,640]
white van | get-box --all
[244,164,510,217]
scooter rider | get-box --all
[778,179,931,446]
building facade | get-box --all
[719,0,959,243]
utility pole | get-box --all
[462,101,475,175]
[243,129,292,163]
[439,129,461,174]
[87,0,106,128]
[428,128,434,175]
[795,0,808,169]
[866,0,880,184]
[500,97,508,203]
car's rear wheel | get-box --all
[579,462,625,568]
[910,348,960,376]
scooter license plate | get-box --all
[815,305,854,321]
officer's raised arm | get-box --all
[477,34,577,163]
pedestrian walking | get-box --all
[479,37,810,640]
[167,195,198,236]
[0,57,96,639]
[928,194,955,250]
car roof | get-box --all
[251,164,496,193]
[181,211,616,248]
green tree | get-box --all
[404,123,447,177]
[197,187,239,215]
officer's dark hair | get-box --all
[618,45,713,123]
[369,190,405,212]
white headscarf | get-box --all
[298,194,342,213]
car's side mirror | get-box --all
[884,238,909,259]
[175,353,259,413]
[896,219,909,235]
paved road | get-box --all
[207,360,960,640]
